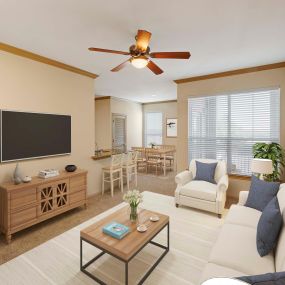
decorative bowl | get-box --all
[22,176,32,183]
[150,215,160,222]
[137,224,147,233]
[65,165,77,172]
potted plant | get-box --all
[253,142,285,181]
[149,142,156,148]
[123,190,143,222]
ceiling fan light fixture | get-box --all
[131,56,149,69]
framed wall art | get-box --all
[166,118,177,137]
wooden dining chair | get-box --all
[133,147,147,172]
[146,149,162,175]
[157,144,175,168]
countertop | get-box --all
[91,150,112,161]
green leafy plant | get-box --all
[253,142,285,181]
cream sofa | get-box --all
[175,159,229,218]
[200,184,285,284]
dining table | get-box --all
[132,146,176,176]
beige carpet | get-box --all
[0,191,224,285]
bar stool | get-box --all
[122,151,138,190]
[102,153,124,197]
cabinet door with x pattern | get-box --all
[37,179,69,216]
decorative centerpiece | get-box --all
[123,190,143,222]
[65,164,77,172]
[22,176,32,183]
[149,142,156,148]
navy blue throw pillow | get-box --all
[193,161,217,184]
[245,175,280,211]
[256,197,283,257]
[237,271,285,284]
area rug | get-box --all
[0,191,224,285]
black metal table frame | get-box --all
[80,222,169,285]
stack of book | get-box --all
[103,222,129,239]
[38,169,59,179]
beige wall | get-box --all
[95,97,143,150]
[143,101,177,147]
[0,51,98,195]
[95,98,112,149]
[177,67,285,198]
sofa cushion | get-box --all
[275,228,285,271]
[245,175,280,212]
[190,159,227,183]
[275,187,285,271]
[200,262,246,284]
[194,161,217,184]
[237,272,285,285]
[180,180,217,202]
[256,197,283,257]
[209,223,275,275]
[225,204,261,229]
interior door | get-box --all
[112,114,126,153]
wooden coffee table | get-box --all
[80,206,169,285]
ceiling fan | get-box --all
[88,29,191,75]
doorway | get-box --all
[112,114,127,153]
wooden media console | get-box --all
[0,169,87,243]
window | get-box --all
[188,88,280,176]
[144,112,163,146]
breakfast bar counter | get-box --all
[91,150,112,161]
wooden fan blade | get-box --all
[88,47,130,55]
[111,58,131,72]
[147,60,163,75]
[136,30,152,52]
[150,52,191,59]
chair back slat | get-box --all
[157,144,175,150]
[124,152,133,166]
[111,153,124,168]
[146,150,160,162]
[131,151,138,163]
[133,147,145,160]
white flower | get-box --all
[123,189,143,207]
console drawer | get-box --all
[11,207,37,228]
[70,176,86,193]
[70,190,86,204]
[10,188,37,210]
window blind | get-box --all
[144,112,163,146]
[188,88,280,176]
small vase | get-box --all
[130,206,138,223]
[13,163,22,185]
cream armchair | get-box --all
[175,159,229,218]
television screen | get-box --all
[0,110,71,162]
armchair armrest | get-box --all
[238,191,249,206]
[175,170,193,186]
[280,183,285,190]
[217,174,229,193]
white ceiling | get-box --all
[1,0,285,102]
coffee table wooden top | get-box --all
[80,206,169,261]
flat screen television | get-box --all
[0,110,71,162]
